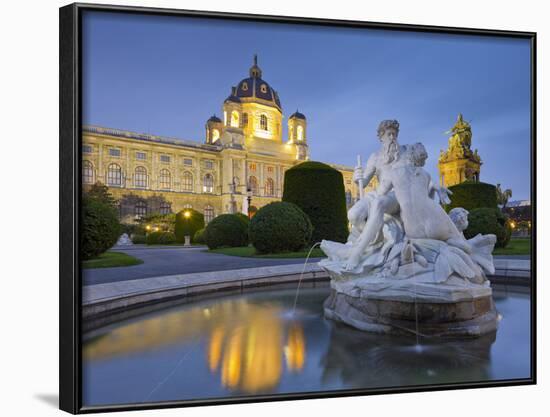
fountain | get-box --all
[319,120,498,338]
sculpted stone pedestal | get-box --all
[323,275,498,338]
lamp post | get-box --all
[183,210,191,246]
[247,187,253,219]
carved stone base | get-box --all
[324,284,499,338]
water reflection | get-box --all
[82,286,530,406]
[84,297,306,395]
[322,323,496,387]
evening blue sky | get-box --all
[82,11,532,200]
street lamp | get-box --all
[183,210,191,246]
[247,187,253,219]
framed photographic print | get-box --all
[59,2,536,414]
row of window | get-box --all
[226,111,273,132]
[133,202,215,223]
[83,162,215,192]
[83,161,279,196]
[83,146,211,168]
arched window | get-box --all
[260,114,268,131]
[159,202,171,215]
[242,113,248,127]
[135,201,147,218]
[134,166,147,188]
[107,163,122,187]
[159,169,171,190]
[211,129,220,142]
[183,204,192,209]
[182,171,193,192]
[265,178,275,196]
[231,111,240,128]
[203,173,214,193]
[248,176,258,196]
[204,205,215,223]
[297,125,304,141]
[82,160,94,184]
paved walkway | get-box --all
[83,245,323,286]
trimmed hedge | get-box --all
[81,196,121,260]
[465,207,512,248]
[205,214,249,249]
[249,202,312,254]
[283,161,348,243]
[235,212,250,226]
[175,209,204,243]
[146,231,176,245]
[131,234,146,244]
[447,181,497,212]
[193,228,206,244]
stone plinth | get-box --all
[324,277,498,338]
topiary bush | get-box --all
[283,161,348,243]
[146,231,176,245]
[465,207,512,248]
[446,181,497,212]
[193,228,206,244]
[249,202,312,254]
[175,209,205,243]
[205,214,249,249]
[81,196,121,260]
[131,234,146,244]
[235,212,250,227]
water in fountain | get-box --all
[291,242,322,316]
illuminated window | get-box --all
[82,160,94,184]
[260,114,268,131]
[107,163,122,187]
[109,148,121,157]
[204,205,215,223]
[211,129,220,142]
[136,151,146,160]
[183,204,192,209]
[182,171,193,192]
[249,163,256,172]
[242,113,248,127]
[248,176,258,195]
[160,155,171,163]
[159,202,171,215]
[265,178,275,196]
[231,111,240,128]
[83,145,93,154]
[134,166,147,188]
[159,169,171,190]
[297,125,304,141]
[203,173,214,193]
[183,158,193,166]
[135,201,147,218]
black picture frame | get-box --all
[59,3,537,414]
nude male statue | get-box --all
[345,121,452,271]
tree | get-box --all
[496,183,513,211]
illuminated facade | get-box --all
[82,56,369,223]
[438,114,482,187]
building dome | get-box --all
[232,55,282,111]
[289,110,306,120]
[207,114,222,123]
[224,94,241,104]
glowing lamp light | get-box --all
[145,225,151,231]
[184,211,191,219]
[509,221,516,229]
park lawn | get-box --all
[208,246,326,259]
[83,251,144,269]
[493,237,531,256]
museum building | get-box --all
[82,56,368,223]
